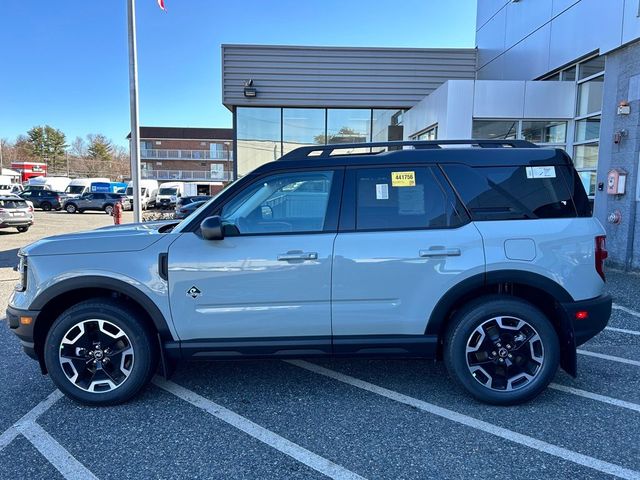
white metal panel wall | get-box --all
[222,45,477,109]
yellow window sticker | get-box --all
[391,171,416,187]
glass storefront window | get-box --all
[577,171,597,197]
[326,109,371,144]
[521,121,567,144]
[236,107,282,177]
[575,116,601,142]
[578,56,605,80]
[414,125,438,141]
[472,120,518,140]
[577,78,604,116]
[573,143,599,169]
[372,109,404,142]
[282,108,326,156]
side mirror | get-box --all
[201,216,224,240]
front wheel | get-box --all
[65,204,77,214]
[43,299,158,406]
[444,296,559,405]
[40,202,52,212]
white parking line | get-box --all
[153,377,365,480]
[613,304,640,318]
[606,326,640,336]
[577,349,640,367]
[549,383,640,413]
[0,389,63,451]
[287,360,640,480]
[16,422,98,480]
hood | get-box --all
[22,221,174,257]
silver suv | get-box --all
[6,140,612,406]
[0,195,34,233]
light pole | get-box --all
[127,0,143,222]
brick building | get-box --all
[131,127,234,186]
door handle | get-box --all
[419,247,461,257]
[277,252,318,261]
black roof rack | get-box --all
[278,139,538,161]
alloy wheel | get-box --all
[465,316,544,391]
[58,319,135,393]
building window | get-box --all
[412,125,438,141]
[578,56,605,80]
[472,120,518,140]
[236,107,282,177]
[577,78,604,116]
[372,109,404,143]
[282,108,326,156]
[521,121,567,144]
[326,109,371,144]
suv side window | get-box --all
[220,170,335,235]
[443,164,577,220]
[354,166,467,231]
[92,193,107,200]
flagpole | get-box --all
[127,0,142,223]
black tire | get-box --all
[43,299,158,406]
[444,296,559,405]
[16,226,29,233]
[104,204,114,215]
[65,203,77,214]
[40,202,52,212]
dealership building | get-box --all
[221,0,640,269]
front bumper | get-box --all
[6,305,40,361]
[561,294,612,346]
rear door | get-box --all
[331,165,485,348]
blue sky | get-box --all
[0,0,477,147]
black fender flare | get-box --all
[31,275,173,339]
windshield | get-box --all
[125,187,147,195]
[159,188,177,195]
[66,185,85,194]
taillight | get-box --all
[595,235,608,281]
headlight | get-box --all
[15,254,27,292]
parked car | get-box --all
[175,195,211,211]
[63,192,131,214]
[19,190,67,211]
[0,195,34,232]
[6,139,611,406]
[174,200,207,219]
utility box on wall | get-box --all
[607,168,628,195]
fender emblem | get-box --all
[187,286,201,299]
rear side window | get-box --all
[442,164,578,220]
[355,167,467,231]
[93,193,107,200]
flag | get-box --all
[157,0,166,10]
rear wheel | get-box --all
[104,204,114,215]
[65,204,77,214]
[16,226,29,233]
[444,296,559,405]
[40,202,52,212]
[43,299,158,406]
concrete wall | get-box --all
[594,41,640,270]
[403,80,575,139]
[222,44,476,109]
[476,0,640,80]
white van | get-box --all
[0,175,23,195]
[156,181,184,209]
[26,176,71,192]
[64,178,110,198]
[125,179,159,210]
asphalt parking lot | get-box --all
[1,211,639,479]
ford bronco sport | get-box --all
[6,140,612,406]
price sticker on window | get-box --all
[391,171,416,187]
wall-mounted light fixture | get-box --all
[243,79,257,98]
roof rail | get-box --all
[278,139,538,161]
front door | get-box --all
[168,168,343,350]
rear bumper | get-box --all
[0,218,33,228]
[561,294,612,346]
[6,305,39,361]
